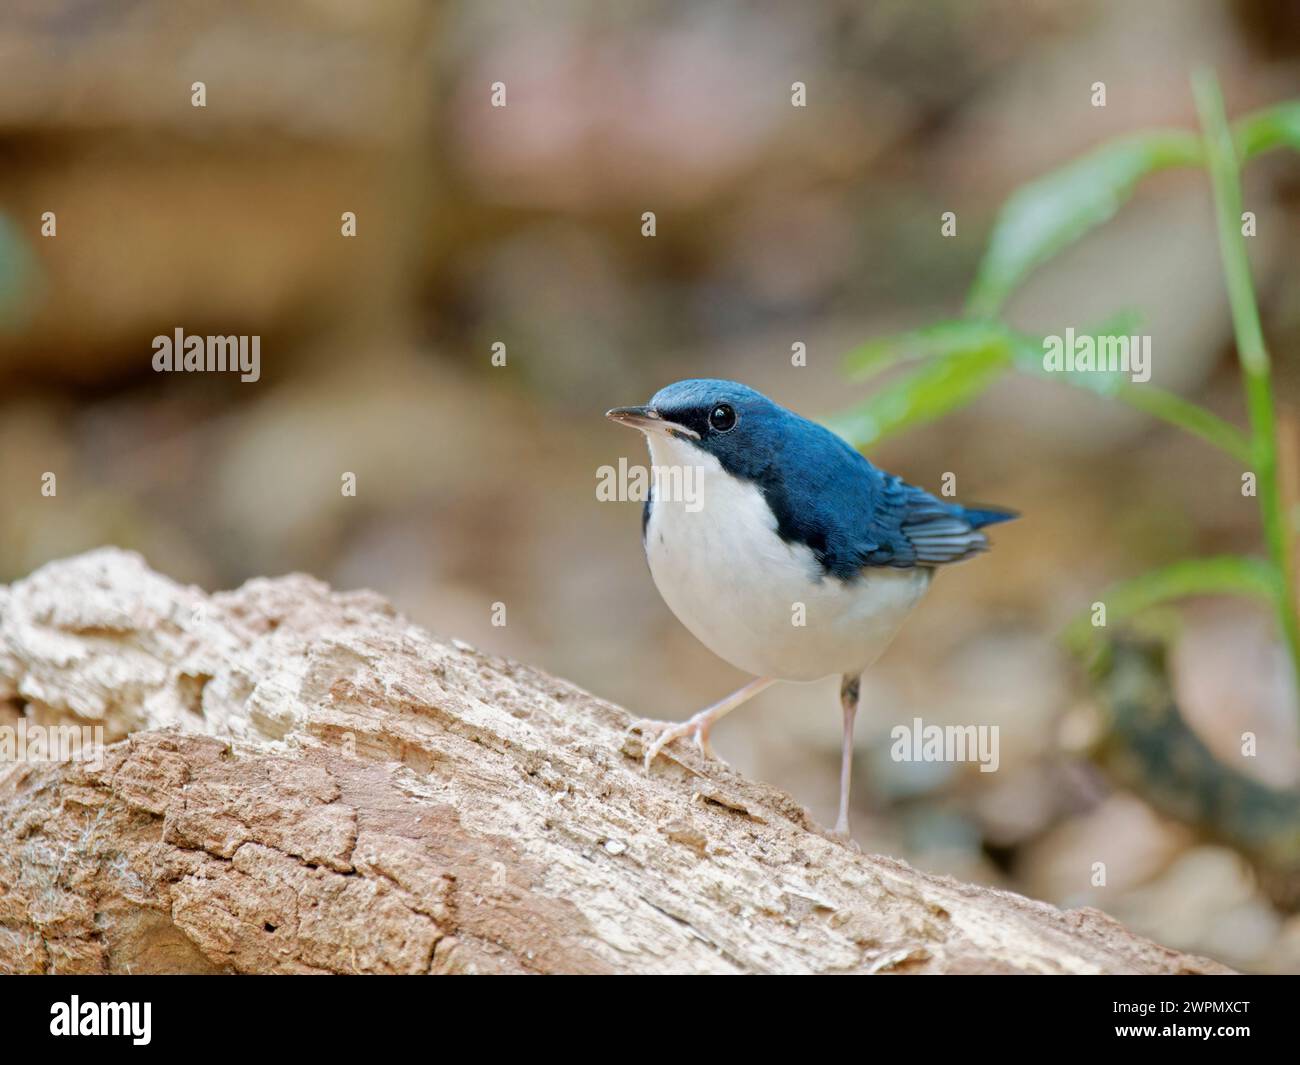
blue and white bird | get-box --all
[607,379,1015,838]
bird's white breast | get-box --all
[643,434,930,681]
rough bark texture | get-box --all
[0,549,1232,974]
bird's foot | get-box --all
[634,712,726,770]
[828,824,862,852]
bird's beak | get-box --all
[605,406,699,439]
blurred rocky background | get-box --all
[1,0,1298,971]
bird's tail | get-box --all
[958,505,1019,530]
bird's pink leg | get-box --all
[835,673,861,839]
[638,677,776,769]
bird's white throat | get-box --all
[642,432,930,681]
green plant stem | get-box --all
[1194,70,1300,688]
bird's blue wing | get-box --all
[745,408,1016,578]
[859,475,1016,569]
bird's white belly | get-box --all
[643,437,930,681]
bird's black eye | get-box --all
[708,403,737,432]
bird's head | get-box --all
[606,379,785,474]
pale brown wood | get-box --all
[0,549,1232,974]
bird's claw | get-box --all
[634,715,725,770]
[828,826,862,852]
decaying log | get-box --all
[0,549,1232,974]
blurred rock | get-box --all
[1172,603,1300,788]
[1114,845,1291,972]
[1020,791,1193,905]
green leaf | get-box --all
[841,318,1034,382]
[837,311,1250,460]
[1004,318,1253,463]
[1110,385,1253,463]
[0,214,35,327]
[1065,555,1282,651]
[824,344,1010,449]
[1234,100,1300,158]
[966,131,1202,318]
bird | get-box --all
[606,378,1016,839]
